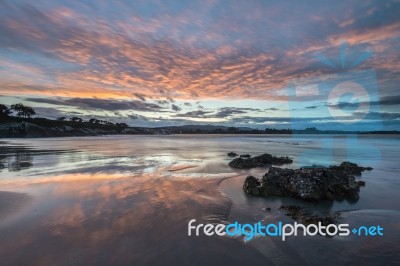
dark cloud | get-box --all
[378,95,400,106]
[28,106,66,119]
[26,97,163,111]
[175,107,260,119]
[213,108,246,118]
[25,97,64,105]
[134,93,146,101]
[229,111,400,126]
[171,104,181,112]
[65,98,162,112]
[355,111,400,120]
[212,107,261,118]
[328,95,400,109]
[177,110,213,118]
[128,113,148,121]
[156,100,170,105]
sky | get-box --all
[0,0,399,130]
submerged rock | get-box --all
[279,204,307,219]
[279,205,338,227]
[243,162,372,201]
[229,153,293,169]
[302,215,337,227]
[240,154,251,158]
[227,152,238,157]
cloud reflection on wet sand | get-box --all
[0,168,270,265]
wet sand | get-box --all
[0,171,270,265]
[0,135,399,265]
[0,191,31,222]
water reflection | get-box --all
[9,150,33,171]
[0,156,5,170]
[0,146,33,171]
[0,169,269,264]
[0,135,399,265]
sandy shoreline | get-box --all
[1,135,399,264]
[0,191,31,222]
[0,172,271,265]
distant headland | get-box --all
[0,103,398,138]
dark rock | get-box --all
[227,152,238,157]
[243,176,262,196]
[243,162,372,202]
[229,153,293,169]
[279,205,338,228]
[265,207,271,212]
[230,158,253,169]
[302,215,337,227]
[261,167,294,196]
[357,180,366,187]
[229,158,250,169]
[279,205,307,219]
[240,154,251,158]
[301,165,327,169]
[329,161,373,175]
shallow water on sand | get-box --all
[0,134,399,265]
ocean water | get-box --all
[0,134,399,265]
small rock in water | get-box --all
[243,176,261,196]
[279,205,307,219]
[227,152,238,157]
[229,153,293,169]
[302,215,337,227]
[357,180,366,187]
[240,154,251,158]
[279,204,339,231]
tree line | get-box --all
[0,103,36,118]
[57,116,127,127]
[0,103,127,128]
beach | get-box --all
[0,135,399,265]
[0,191,31,223]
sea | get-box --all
[0,134,399,265]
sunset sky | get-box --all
[0,0,399,129]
